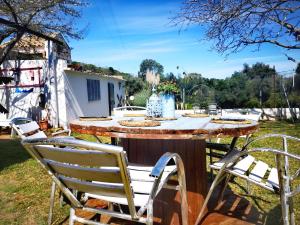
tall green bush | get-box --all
[132,88,151,107]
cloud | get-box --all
[217,55,283,65]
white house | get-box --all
[62,70,125,124]
[0,35,125,128]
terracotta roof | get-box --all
[0,35,45,50]
[0,33,69,50]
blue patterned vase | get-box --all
[161,93,175,118]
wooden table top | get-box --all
[70,116,259,140]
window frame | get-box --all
[87,79,101,102]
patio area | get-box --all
[0,120,299,224]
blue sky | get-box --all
[69,0,300,79]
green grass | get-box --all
[0,121,299,224]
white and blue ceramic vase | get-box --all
[161,93,175,118]
[146,86,162,117]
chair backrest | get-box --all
[21,137,137,218]
[12,121,47,139]
[222,109,261,121]
[113,106,147,117]
[208,103,218,115]
[114,106,146,111]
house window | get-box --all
[87,79,101,101]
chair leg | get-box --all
[146,200,153,225]
[288,197,295,225]
[209,148,214,181]
[178,173,188,225]
[217,174,231,204]
[69,207,75,225]
[280,195,290,225]
[10,127,16,138]
[48,181,56,225]
[194,170,227,225]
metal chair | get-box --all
[197,134,300,225]
[21,137,188,225]
[11,120,71,139]
[0,117,32,135]
[207,103,218,115]
[206,111,261,178]
[113,106,147,117]
[11,120,72,224]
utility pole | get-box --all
[281,74,295,122]
[182,88,185,109]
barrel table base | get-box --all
[121,138,207,225]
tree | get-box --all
[295,63,300,93]
[174,0,300,54]
[0,0,87,64]
[123,74,145,97]
[138,59,164,81]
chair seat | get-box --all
[211,151,279,192]
[210,148,241,169]
[25,130,48,139]
[86,165,177,207]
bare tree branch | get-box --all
[173,0,300,54]
[0,0,87,65]
[0,18,63,44]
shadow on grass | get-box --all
[265,204,282,225]
[205,171,287,225]
[0,138,31,171]
[203,176,266,225]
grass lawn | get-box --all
[0,121,299,224]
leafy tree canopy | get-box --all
[138,59,164,80]
[242,63,276,80]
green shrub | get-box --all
[246,97,260,108]
[132,88,151,107]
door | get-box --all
[107,82,115,116]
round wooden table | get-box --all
[70,116,258,225]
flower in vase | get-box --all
[157,81,179,95]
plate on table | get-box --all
[118,120,161,127]
[123,113,146,117]
[182,113,209,118]
[211,118,252,124]
[145,117,177,121]
[79,117,112,121]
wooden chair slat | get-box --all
[26,130,47,139]
[35,145,118,167]
[59,175,127,198]
[233,155,255,175]
[266,167,279,189]
[17,121,40,134]
[249,161,269,182]
[46,160,123,183]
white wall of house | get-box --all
[0,59,48,122]
[0,39,126,128]
[63,70,125,124]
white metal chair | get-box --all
[113,106,147,117]
[11,120,72,224]
[197,134,300,225]
[11,120,71,139]
[0,117,32,135]
[207,103,218,115]
[206,111,262,178]
[21,137,188,225]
